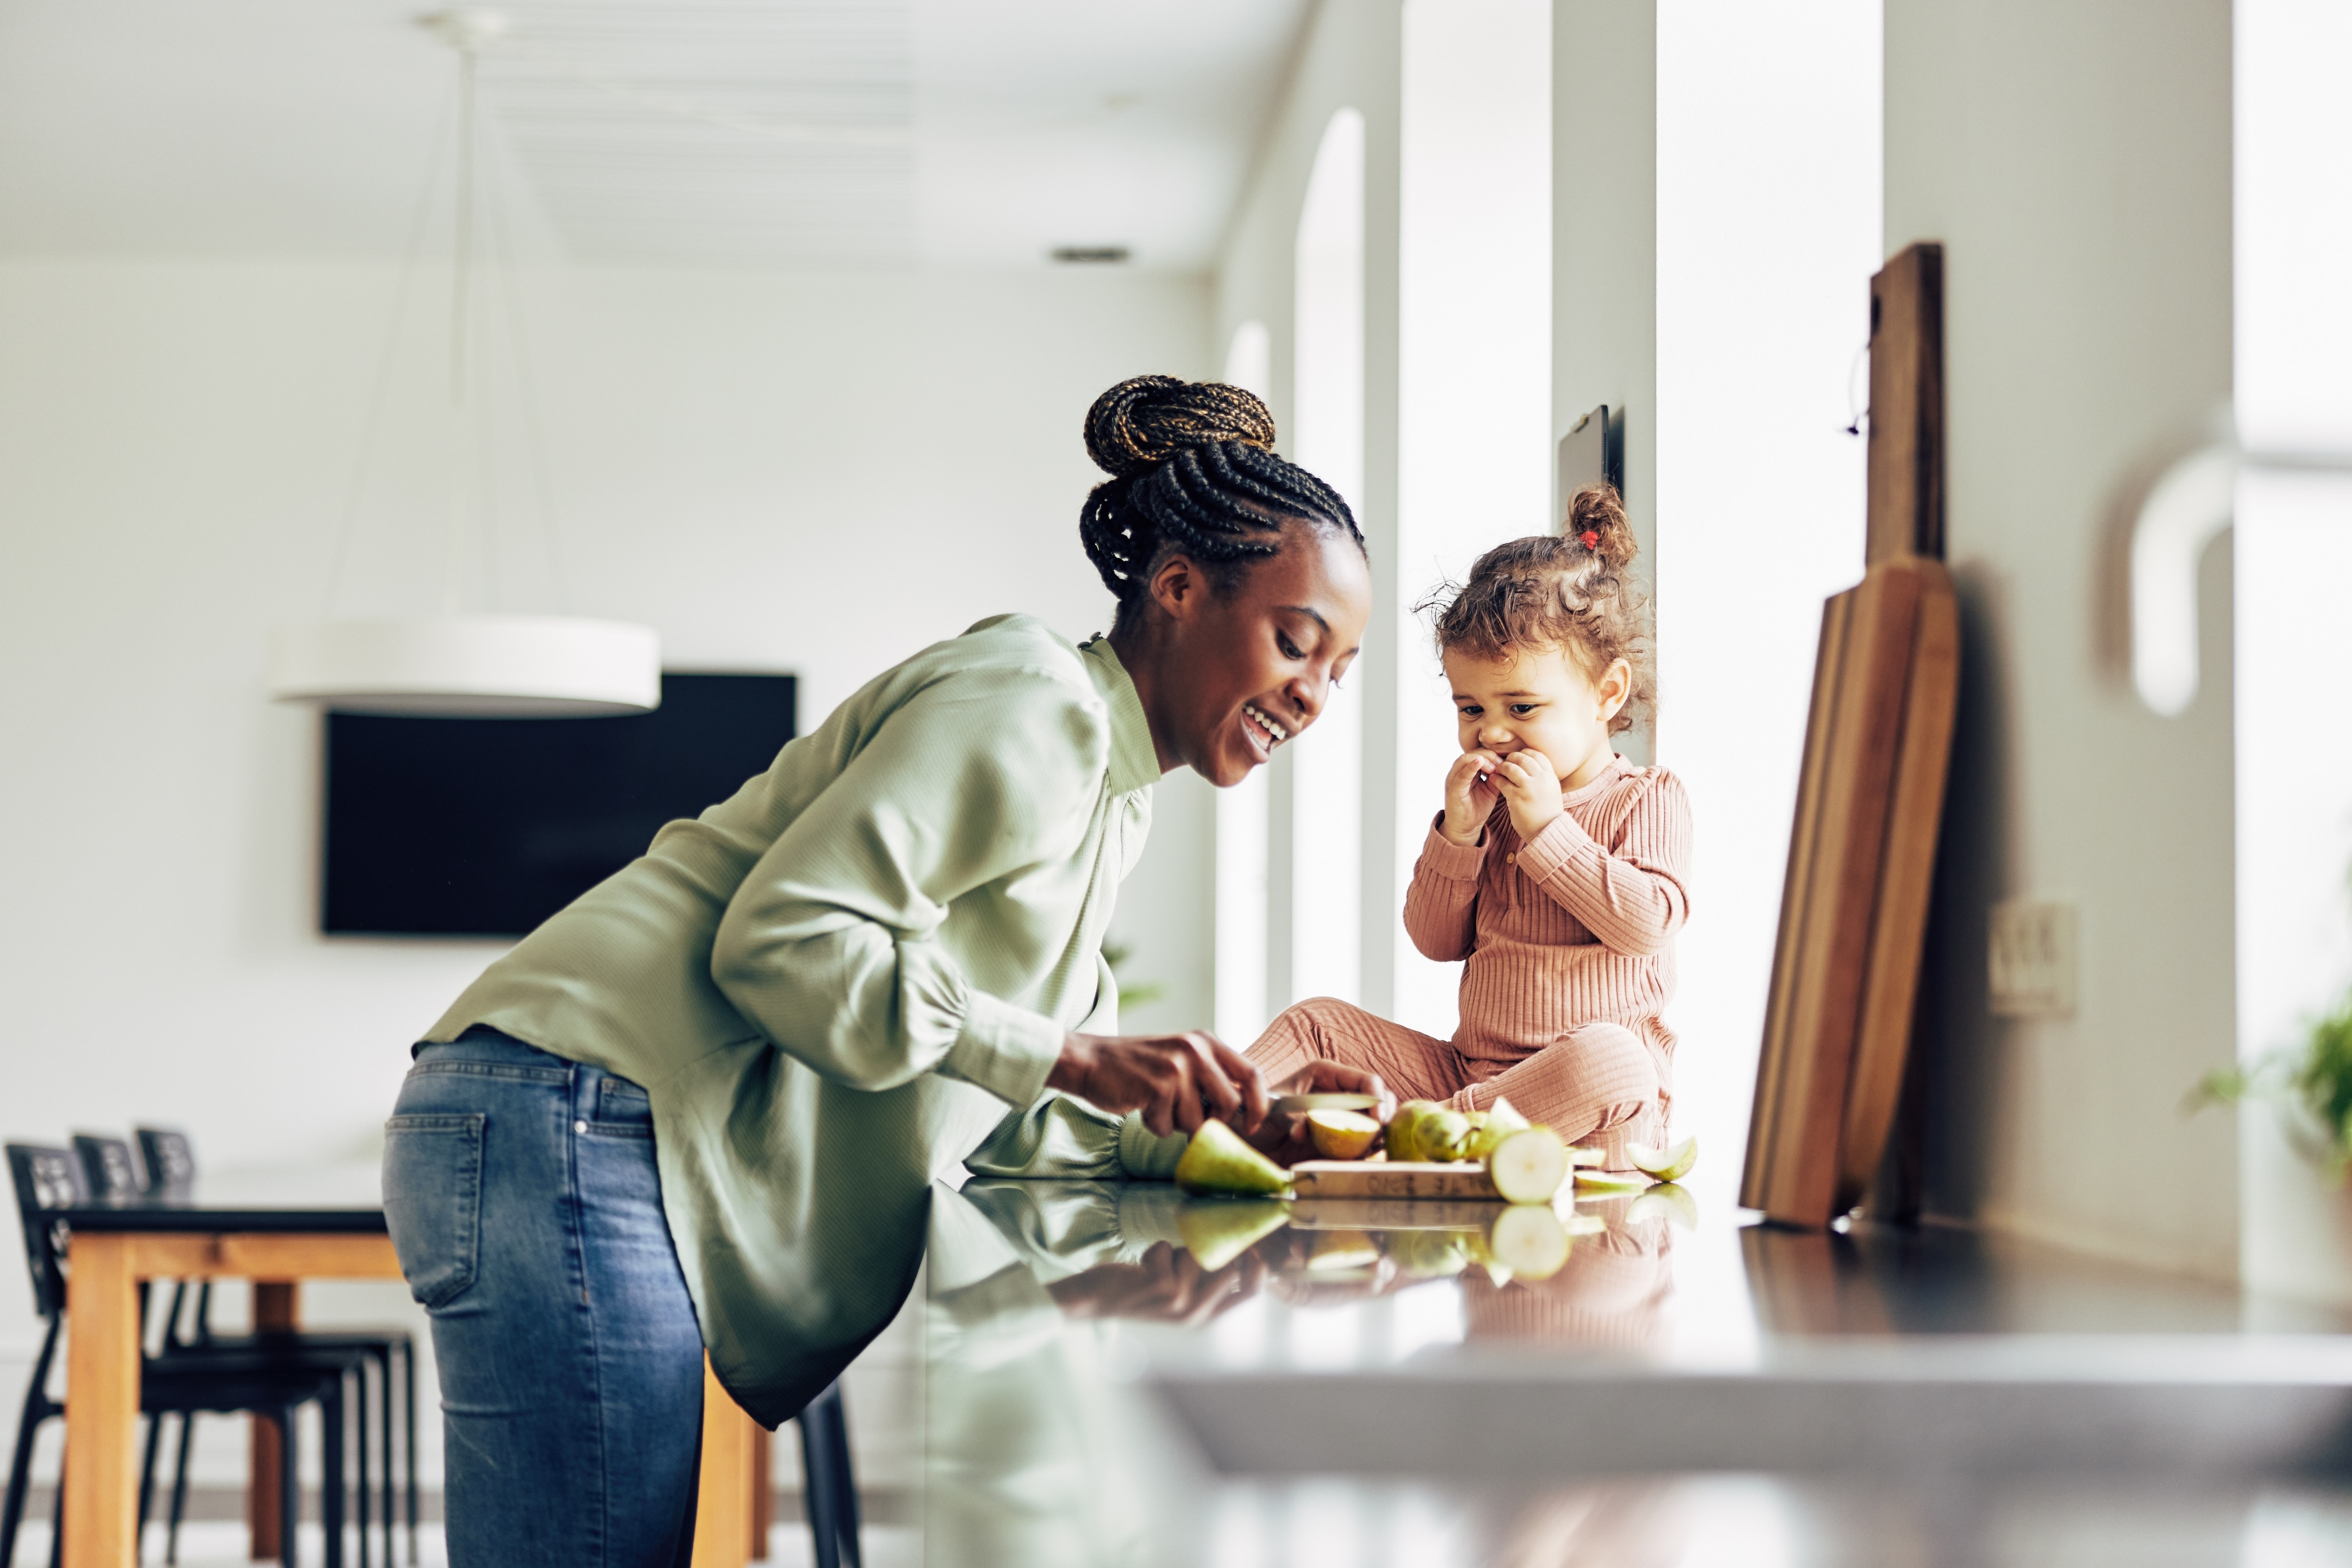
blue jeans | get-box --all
[382,1029,705,1567]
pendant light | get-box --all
[269,9,660,718]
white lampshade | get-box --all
[268,615,662,716]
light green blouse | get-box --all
[421,614,1188,1424]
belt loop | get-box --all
[571,1062,599,1127]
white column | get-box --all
[2234,0,2352,1304]
[1392,0,1553,1039]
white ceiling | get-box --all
[0,0,1311,269]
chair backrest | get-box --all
[135,1126,197,1196]
[72,1132,144,1201]
[6,1143,87,1321]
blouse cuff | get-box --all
[1117,1114,1192,1180]
[943,992,1065,1109]
[1515,809,1601,884]
[1419,815,1489,881]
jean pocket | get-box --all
[382,1113,485,1309]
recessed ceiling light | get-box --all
[1051,246,1131,264]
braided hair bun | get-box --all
[1084,375,1276,478]
[1079,374,1362,628]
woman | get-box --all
[381,375,1378,1565]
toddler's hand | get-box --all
[1441,750,1502,845]
[1496,749,1565,841]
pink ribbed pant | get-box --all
[1247,996,1664,1170]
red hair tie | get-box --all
[1579,529,1600,549]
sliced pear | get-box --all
[1566,1144,1608,1167]
[1562,1210,1609,1236]
[1626,1135,1699,1183]
[1486,1126,1569,1205]
[1572,1167,1650,1195]
[1306,1108,1382,1160]
[1487,1204,1572,1280]
[1175,1118,1289,1197]
[1629,1182,1699,1230]
[1465,1096,1533,1159]
[1175,1197,1290,1269]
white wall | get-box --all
[1654,1,1881,1208]
[1391,0,1553,1043]
[0,258,1210,1477]
[1888,0,2240,1277]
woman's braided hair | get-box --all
[1422,485,1654,736]
[1080,374,1363,631]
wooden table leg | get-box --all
[63,1232,140,1568]
[750,1424,772,1560]
[249,1281,297,1561]
[690,1354,755,1568]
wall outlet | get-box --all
[1989,899,2079,1018]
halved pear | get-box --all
[1488,1204,1572,1280]
[1486,1126,1569,1205]
[1572,1167,1650,1194]
[1626,1135,1699,1183]
[1175,1118,1289,1197]
[1176,1197,1290,1269]
[1306,1108,1382,1160]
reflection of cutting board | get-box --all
[1289,1162,1503,1200]
[1288,1197,1506,1230]
[1740,243,1959,1229]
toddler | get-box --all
[1249,486,1691,1168]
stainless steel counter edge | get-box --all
[1146,1335,2352,1478]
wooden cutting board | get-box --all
[1289,1161,1505,1200]
[1740,242,1959,1228]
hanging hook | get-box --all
[1844,339,1870,437]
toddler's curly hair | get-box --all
[1422,485,1655,736]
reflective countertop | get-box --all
[911,1178,2352,1568]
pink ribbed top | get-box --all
[1403,754,1693,1094]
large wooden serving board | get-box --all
[1740,242,1959,1229]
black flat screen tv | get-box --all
[323,672,796,937]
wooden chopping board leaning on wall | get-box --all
[1741,242,1961,1231]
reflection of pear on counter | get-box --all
[1304,1229,1383,1272]
[1630,1182,1698,1230]
[1174,1197,1290,1271]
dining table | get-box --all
[54,1167,765,1568]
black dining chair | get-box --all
[795,1381,861,1568]
[129,1127,419,1568]
[4,1144,351,1568]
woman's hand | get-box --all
[1495,748,1565,841]
[1049,1030,1268,1137]
[1441,749,1503,845]
[1245,1058,1391,1164]
[1046,1242,1268,1324]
